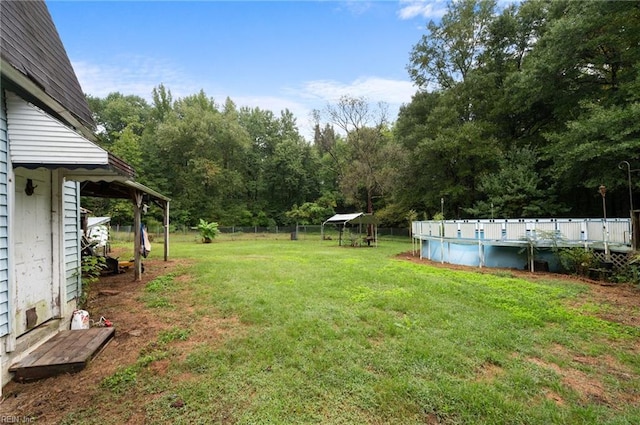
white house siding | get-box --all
[0,90,9,337]
[5,92,108,167]
[63,181,81,302]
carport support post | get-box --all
[133,191,143,281]
[374,224,378,247]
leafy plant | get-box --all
[406,209,417,237]
[348,231,363,247]
[196,219,219,243]
[519,229,564,271]
[432,212,444,236]
[78,255,106,308]
[140,274,177,309]
[285,201,335,225]
[612,252,640,284]
[557,247,595,276]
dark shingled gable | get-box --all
[0,0,94,130]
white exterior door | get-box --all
[13,169,55,336]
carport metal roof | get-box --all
[323,213,378,226]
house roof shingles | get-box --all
[0,1,169,199]
[0,0,94,130]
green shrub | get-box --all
[557,247,595,275]
[196,219,219,243]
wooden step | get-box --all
[9,327,115,382]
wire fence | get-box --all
[110,224,411,243]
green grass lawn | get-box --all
[65,238,640,424]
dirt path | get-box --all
[0,257,189,423]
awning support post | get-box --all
[133,191,143,281]
[163,201,170,261]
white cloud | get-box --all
[342,1,374,15]
[284,76,418,137]
[397,0,448,20]
[227,77,417,139]
[72,56,199,101]
[295,76,416,106]
[227,95,306,115]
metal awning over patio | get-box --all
[76,179,171,280]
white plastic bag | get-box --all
[71,309,90,330]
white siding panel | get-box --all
[533,221,556,233]
[609,221,631,244]
[5,92,108,166]
[0,90,9,336]
[63,181,81,302]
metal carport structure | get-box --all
[322,213,378,246]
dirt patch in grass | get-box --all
[526,356,619,407]
[474,362,505,383]
[1,250,248,424]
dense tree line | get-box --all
[84,0,640,229]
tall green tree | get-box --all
[467,146,565,218]
[322,96,403,217]
[397,0,640,219]
[153,91,251,224]
[238,107,320,224]
[311,117,345,207]
[408,0,496,90]
[87,92,150,147]
[513,0,640,215]
[238,107,279,216]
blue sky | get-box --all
[48,1,451,138]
